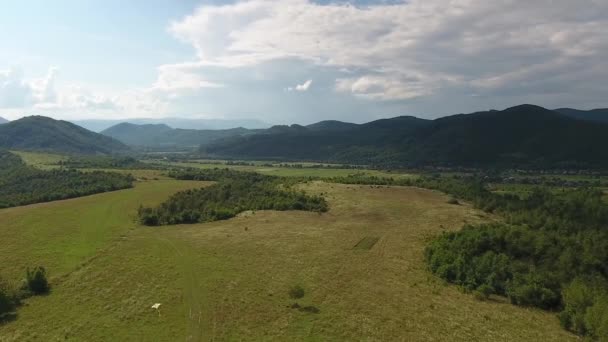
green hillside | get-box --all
[206,116,429,162]
[207,105,608,168]
[0,116,128,154]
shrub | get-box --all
[0,277,16,318]
[25,267,49,295]
[288,285,305,299]
[474,284,494,301]
[447,197,460,205]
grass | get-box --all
[353,236,380,250]
[0,179,576,341]
[149,160,416,179]
[9,151,66,170]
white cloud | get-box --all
[30,67,58,104]
[296,79,312,91]
[336,75,430,100]
[167,0,608,102]
[0,66,170,119]
[152,62,223,95]
[287,79,312,92]
[0,67,34,108]
[4,0,608,121]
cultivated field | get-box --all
[0,179,576,341]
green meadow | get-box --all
[0,176,575,341]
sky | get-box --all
[0,0,607,124]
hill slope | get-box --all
[206,116,430,162]
[306,120,359,132]
[207,105,608,168]
[101,122,253,149]
[0,117,8,124]
[404,105,608,167]
[554,108,608,124]
[0,116,129,154]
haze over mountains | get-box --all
[101,123,252,150]
[72,118,269,132]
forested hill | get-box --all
[205,116,430,162]
[206,105,608,168]
[404,104,608,167]
[0,116,129,154]
[101,122,254,149]
[555,107,608,124]
[0,117,8,124]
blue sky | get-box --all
[1,0,607,124]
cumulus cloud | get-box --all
[5,0,608,121]
[287,79,312,92]
[166,0,608,102]
[0,67,34,108]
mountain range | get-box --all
[0,117,8,124]
[72,117,269,132]
[101,123,254,149]
[1,105,607,167]
[554,108,608,124]
[0,116,128,154]
[205,105,608,168]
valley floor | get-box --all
[0,180,576,341]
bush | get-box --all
[447,197,460,205]
[25,267,49,295]
[288,285,305,299]
[474,284,494,301]
[0,277,16,318]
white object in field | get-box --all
[152,303,162,316]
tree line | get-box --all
[138,168,327,226]
[0,150,134,208]
[419,176,608,339]
[331,173,608,339]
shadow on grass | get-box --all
[0,312,17,325]
[290,302,320,314]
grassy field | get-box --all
[10,151,66,170]
[0,177,576,341]
[149,160,415,179]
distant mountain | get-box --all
[403,105,608,167]
[73,117,270,132]
[0,116,129,154]
[554,108,608,124]
[207,105,608,168]
[0,117,8,124]
[306,120,359,132]
[101,122,254,149]
[206,115,430,162]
